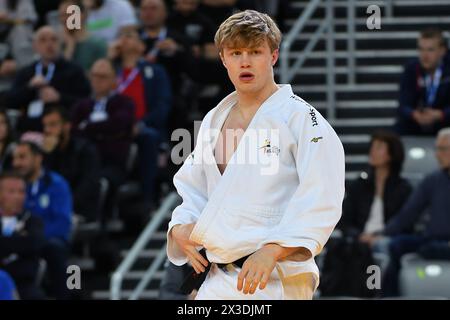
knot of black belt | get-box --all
[179,249,251,295]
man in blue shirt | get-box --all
[382,127,450,296]
[0,269,17,300]
[13,140,72,299]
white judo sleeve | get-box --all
[166,124,209,266]
[261,108,346,281]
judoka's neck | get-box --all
[235,82,279,116]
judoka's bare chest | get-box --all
[214,108,252,175]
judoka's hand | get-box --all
[237,245,279,295]
[171,223,209,274]
[237,244,311,294]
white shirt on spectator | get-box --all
[86,0,137,43]
[364,195,385,234]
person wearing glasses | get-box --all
[380,127,450,296]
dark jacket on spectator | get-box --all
[44,137,101,221]
[338,171,413,237]
[71,93,135,169]
[396,58,450,135]
[8,57,91,132]
[384,169,450,239]
[0,211,45,285]
[117,59,172,142]
[139,27,193,93]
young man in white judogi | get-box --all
[167,10,345,300]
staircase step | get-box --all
[120,248,161,259]
[123,270,164,280]
[293,83,398,93]
[287,16,450,28]
[331,118,396,127]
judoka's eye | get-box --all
[231,51,242,56]
[251,50,261,55]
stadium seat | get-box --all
[401,136,438,187]
[398,253,450,298]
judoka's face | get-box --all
[435,134,450,169]
[369,139,391,168]
[220,40,278,95]
[0,178,26,217]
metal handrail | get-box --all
[129,245,167,300]
[280,0,323,84]
[110,191,180,300]
[347,0,356,85]
[280,0,336,120]
[386,0,394,19]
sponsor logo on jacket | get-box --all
[259,139,280,156]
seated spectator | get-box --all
[0,0,37,107]
[339,131,413,242]
[168,0,234,116]
[32,0,62,29]
[0,0,37,71]
[0,269,18,300]
[322,131,412,298]
[58,0,107,73]
[12,140,72,299]
[139,0,204,129]
[381,127,450,296]
[42,105,101,222]
[0,109,17,172]
[110,27,171,205]
[240,0,291,33]
[0,172,46,300]
[138,0,192,90]
[395,28,450,135]
[84,0,138,44]
[167,0,218,60]
[197,0,238,30]
[72,59,135,209]
[7,26,91,133]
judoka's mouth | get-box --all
[239,72,255,82]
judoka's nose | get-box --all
[239,52,251,68]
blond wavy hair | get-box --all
[214,10,282,53]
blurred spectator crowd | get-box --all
[0,0,449,300]
[0,0,290,300]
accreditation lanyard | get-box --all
[144,27,168,58]
[425,66,442,107]
[116,67,140,94]
[35,62,56,83]
[93,97,108,113]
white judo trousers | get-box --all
[167,85,346,300]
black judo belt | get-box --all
[179,249,251,295]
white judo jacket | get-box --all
[167,84,345,292]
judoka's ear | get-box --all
[219,51,227,68]
[271,49,279,66]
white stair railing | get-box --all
[280,0,336,119]
[110,192,181,300]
